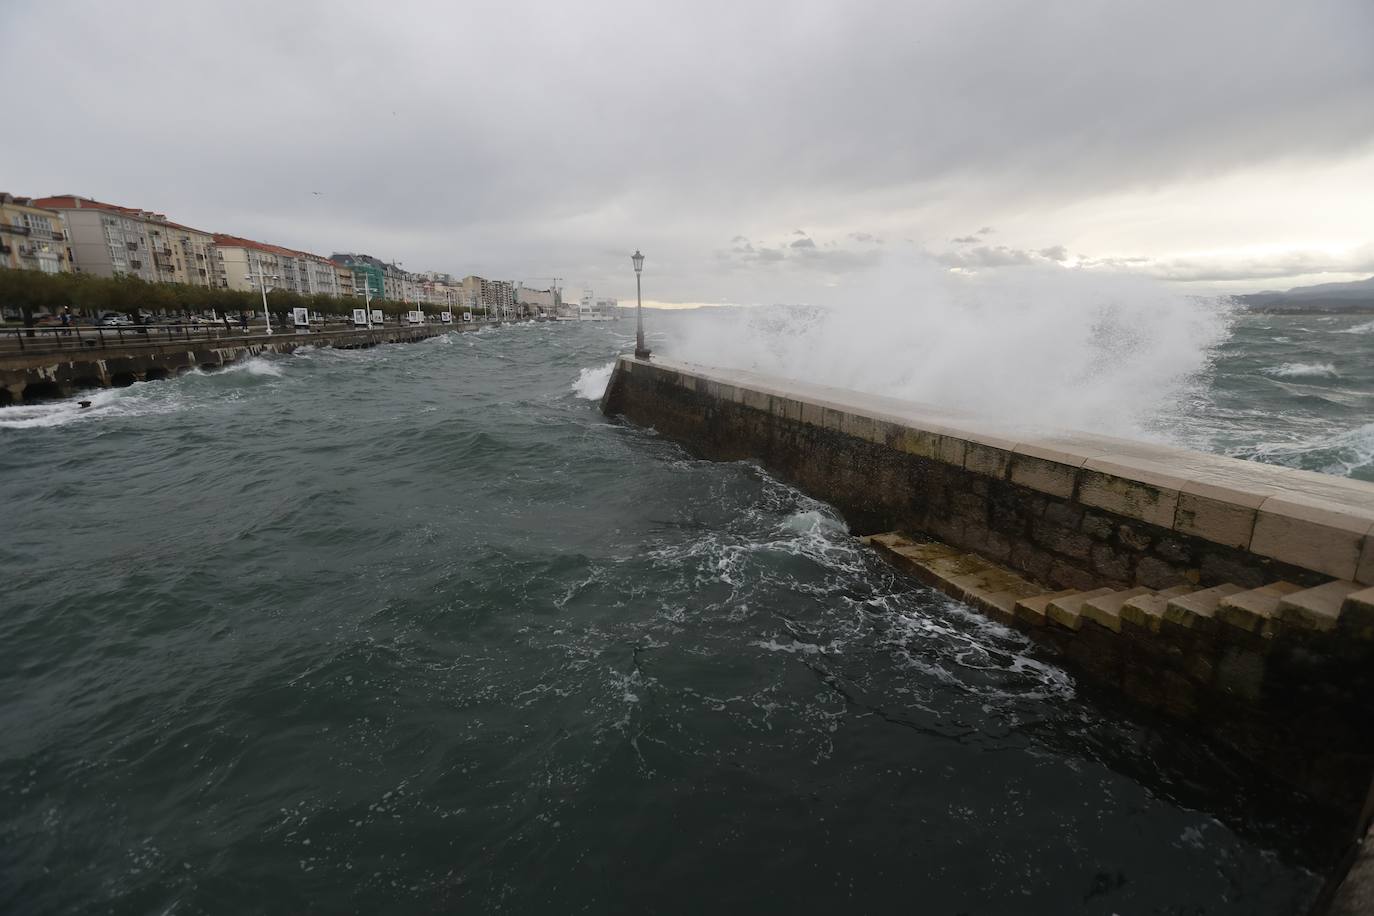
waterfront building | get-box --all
[461,275,516,317]
[0,194,71,274]
[32,195,215,285]
[212,235,281,293]
[213,234,341,297]
[334,264,355,297]
[515,283,558,316]
[331,254,386,299]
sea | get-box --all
[1,309,1371,914]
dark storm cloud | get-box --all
[2,0,1372,301]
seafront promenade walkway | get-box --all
[0,319,496,404]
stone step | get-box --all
[1046,588,1117,631]
[1277,580,1364,633]
[1081,587,1155,633]
[1163,583,1246,631]
[1119,585,1195,634]
[1014,590,1079,628]
[865,532,1042,625]
[1215,582,1304,637]
[1339,586,1374,640]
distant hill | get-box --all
[1240,275,1374,312]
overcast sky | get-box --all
[4,0,1372,305]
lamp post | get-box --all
[632,249,650,360]
[245,266,279,335]
[356,275,375,329]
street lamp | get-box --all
[245,268,280,335]
[632,249,650,360]
[355,276,376,328]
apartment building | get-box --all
[515,284,558,315]
[32,195,215,285]
[334,264,355,298]
[331,254,387,298]
[461,275,515,316]
[213,234,341,297]
[0,194,71,274]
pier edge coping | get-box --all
[612,355,1374,585]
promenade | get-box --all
[0,320,496,404]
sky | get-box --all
[3,0,1373,306]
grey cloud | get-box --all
[792,229,808,236]
[2,0,1371,303]
[951,235,981,244]
[1038,245,1068,261]
[937,245,1038,268]
[1115,245,1374,282]
[790,237,816,249]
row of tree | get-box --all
[0,268,490,324]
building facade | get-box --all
[331,254,387,299]
[32,196,215,285]
[214,234,341,297]
[0,194,70,274]
[461,275,516,317]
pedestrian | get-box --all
[240,312,248,332]
[61,306,72,336]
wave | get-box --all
[217,356,284,377]
[0,385,181,430]
[1339,320,1374,335]
[1240,422,1374,478]
[1262,362,1338,379]
[661,263,1235,438]
[571,363,614,400]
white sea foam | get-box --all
[1262,362,1339,379]
[0,385,179,430]
[219,356,284,377]
[571,362,614,400]
[1340,320,1374,335]
[663,261,1234,438]
[1242,422,1374,477]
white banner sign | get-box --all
[370,309,383,325]
[352,308,368,327]
[407,310,424,325]
[441,311,453,324]
[292,307,310,328]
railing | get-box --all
[0,317,497,358]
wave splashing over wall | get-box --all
[664,264,1235,439]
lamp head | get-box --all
[631,250,644,273]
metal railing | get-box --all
[0,317,498,358]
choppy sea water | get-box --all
[1,312,1369,914]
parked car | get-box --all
[99,312,133,327]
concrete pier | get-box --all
[0,322,493,404]
[601,354,1374,895]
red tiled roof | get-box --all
[33,195,213,236]
[212,233,332,263]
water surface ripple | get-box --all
[1,316,1360,913]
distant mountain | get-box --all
[1239,275,1374,312]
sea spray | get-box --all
[572,362,615,400]
[660,262,1235,438]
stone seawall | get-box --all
[601,355,1374,830]
[602,356,1374,590]
[0,323,492,404]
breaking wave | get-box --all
[1262,362,1339,379]
[571,362,614,400]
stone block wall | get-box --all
[602,357,1371,593]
